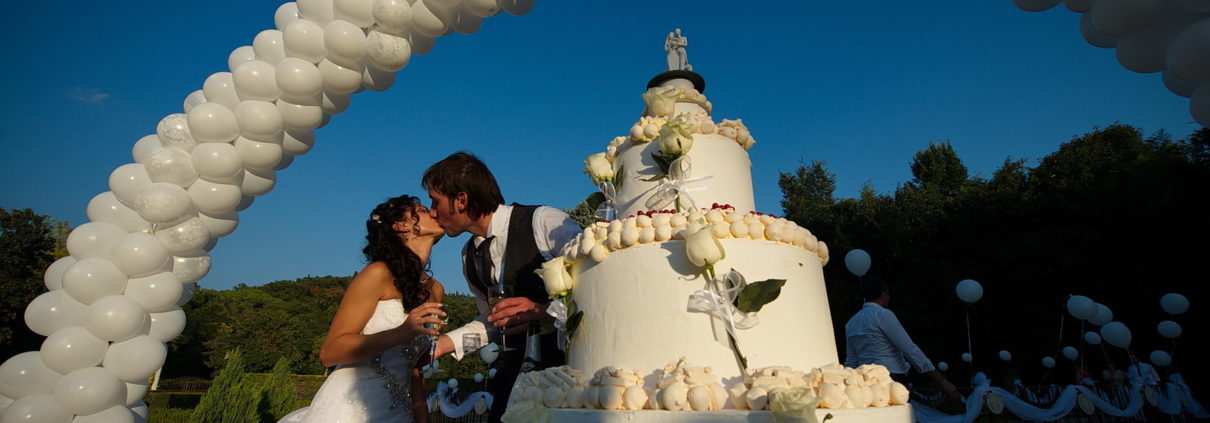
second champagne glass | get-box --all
[488,283,516,351]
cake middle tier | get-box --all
[567,238,839,388]
[613,133,755,218]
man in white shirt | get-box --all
[844,276,960,399]
[423,152,581,422]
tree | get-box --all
[193,348,250,423]
[262,357,300,421]
[779,160,836,241]
[0,208,62,357]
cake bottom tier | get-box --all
[547,404,913,423]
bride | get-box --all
[282,195,448,423]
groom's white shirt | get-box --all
[444,203,580,360]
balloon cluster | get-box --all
[1149,293,1188,368]
[1013,0,1210,127]
[0,0,533,421]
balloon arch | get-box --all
[2,0,1209,421]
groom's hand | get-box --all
[488,297,552,335]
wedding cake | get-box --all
[504,52,913,423]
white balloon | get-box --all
[201,72,240,110]
[235,136,284,171]
[1163,70,1198,98]
[276,58,325,105]
[366,30,412,72]
[1088,303,1113,326]
[133,183,193,225]
[124,381,149,406]
[462,0,499,17]
[241,168,279,197]
[252,30,288,67]
[488,368,497,378]
[111,233,172,278]
[362,59,397,91]
[319,59,364,94]
[1080,13,1119,48]
[176,283,196,307]
[124,272,183,313]
[52,367,126,416]
[155,217,212,256]
[43,256,77,291]
[1115,5,1202,74]
[148,307,187,342]
[372,0,413,35]
[188,179,243,215]
[937,361,948,371]
[325,20,368,67]
[452,11,482,34]
[447,378,458,389]
[85,295,149,342]
[0,353,62,399]
[182,91,207,114]
[171,255,211,284]
[298,0,336,25]
[1065,0,1093,12]
[131,135,163,164]
[336,0,375,27]
[66,222,127,260]
[131,402,148,423]
[1066,295,1098,320]
[277,99,324,129]
[187,102,240,144]
[276,2,301,30]
[40,326,108,374]
[227,45,258,73]
[190,143,245,184]
[87,192,150,234]
[1042,356,1056,368]
[479,343,500,364]
[233,60,281,103]
[844,250,871,277]
[62,258,127,305]
[499,0,534,15]
[411,0,448,37]
[234,101,284,142]
[25,290,87,336]
[961,352,972,363]
[275,154,296,171]
[1013,0,1061,12]
[103,336,166,383]
[955,279,983,303]
[1150,350,1172,366]
[321,90,352,115]
[283,129,316,156]
[999,350,1012,361]
[144,147,197,188]
[1099,321,1132,348]
[156,113,194,152]
[199,211,239,238]
[1062,346,1079,360]
[1157,320,1182,338]
[473,373,484,383]
[74,405,135,423]
[1092,0,1164,36]
[283,19,328,64]
[474,396,488,414]
[1192,85,1210,127]
[108,164,152,209]
[1167,17,1210,83]
[1083,331,1102,345]
[1160,292,1190,314]
[0,393,71,423]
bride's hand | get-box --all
[400,302,446,341]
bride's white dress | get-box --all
[279,300,429,423]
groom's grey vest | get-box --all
[462,204,565,423]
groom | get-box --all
[424,152,580,422]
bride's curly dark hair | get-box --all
[363,195,431,310]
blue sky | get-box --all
[0,1,1198,295]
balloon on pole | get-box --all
[938,361,949,371]
[1100,321,1132,348]
[955,279,983,303]
[1042,356,1056,368]
[1066,295,1097,320]
[844,249,871,277]
[1083,331,1102,345]
[1160,293,1189,315]
[1087,303,1113,326]
[999,350,1013,361]
[961,353,972,363]
[1157,320,1182,338]
[1150,350,1172,367]
[1062,346,1079,360]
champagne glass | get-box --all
[488,283,516,351]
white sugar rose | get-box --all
[583,152,614,184]
[536,257,574,298]
[682,220,725,269]
[642,86,680,117]
[658,121,694,156]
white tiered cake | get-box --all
[504,68,913,423]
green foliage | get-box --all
[149,407,196,423]
[735,279,786,313]
[565,200,597,229]
[221,378,265,423]
[192,348,248,423]
[780,124,1210,385]
[0,208,67,357]
[262,357,301,421]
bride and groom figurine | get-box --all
[282,152,580,423]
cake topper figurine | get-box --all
[665,28,692,71]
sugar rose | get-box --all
[682,221,725,268]
[658,121,694,156]
[537,256,575,298]
[583,152,614,184]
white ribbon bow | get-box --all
[546,299,570,350]
[594,181,617,221]
[645,155,712,211]
[687,276,759,335]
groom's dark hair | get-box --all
[422,152,505,220]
